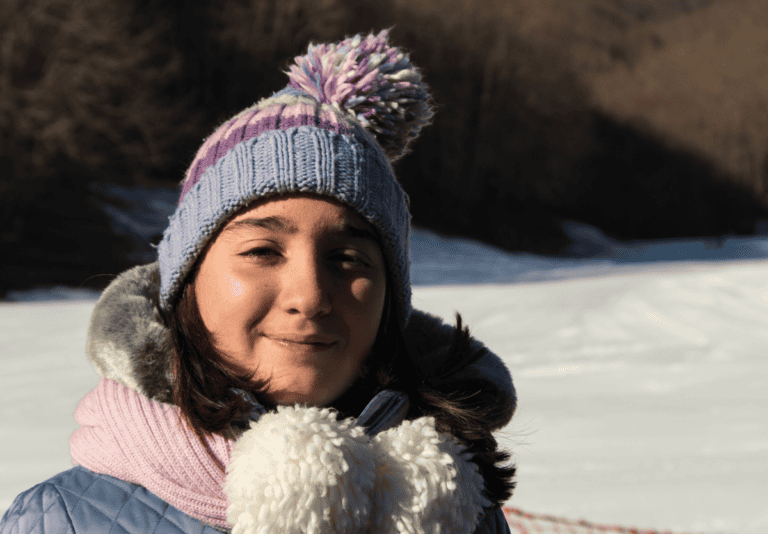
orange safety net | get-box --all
[502,507,698,534]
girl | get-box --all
[1,30,517,534]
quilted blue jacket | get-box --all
[0,466,510,533]
[0,467,224,534]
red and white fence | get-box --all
[503,507,705,534]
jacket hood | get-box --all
[85,262,516,430]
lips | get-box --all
[267,334,338,347]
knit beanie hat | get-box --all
[157,30,433,326]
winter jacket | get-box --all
[0,263,516,534]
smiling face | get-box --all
[193,194,388,407]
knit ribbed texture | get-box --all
[158,125,411,324]
[70,378,234,530]
[179,100,352,203]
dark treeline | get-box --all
[1,0,766,294]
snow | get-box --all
[413,263,768,534]
[2,222,767,534]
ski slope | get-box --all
[2,225,767,534]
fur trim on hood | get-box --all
[86,262,516,430]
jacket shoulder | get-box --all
[473,506,512,534]
[0,466,223,534]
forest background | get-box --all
[2,0,768,295]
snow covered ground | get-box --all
[2,224,767,534]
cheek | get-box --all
[204,274,248,323]
[347,277,387,332]
[196,265,268,334]
[223,273,246,297]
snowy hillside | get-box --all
[2,226,767,534]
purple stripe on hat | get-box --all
[178,103,355,205]
[181,139,223,203]
[179,113,263,204]
[220,109,259,145]
[193,116,242,165]
[319,118,350,133]
[279,115,315,129]
[217,108,284,156]
[180,165,198,203]
[242,105,285,140]
[182,106,291,201]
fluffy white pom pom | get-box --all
[225,406,377,534]
[370,417,492,534]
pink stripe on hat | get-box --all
[281,102,314,121]
[218,109,260,147]
[241,105,283,139]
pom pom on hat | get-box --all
[287,29,434,162]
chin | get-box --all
[270,388,339,408]
[265,368,360,408]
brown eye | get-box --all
[243,247,280,259]
[331,250,370,269]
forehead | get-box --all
[223,194,375,236]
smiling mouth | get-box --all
[277,340,335,347]
[268,335,338,349]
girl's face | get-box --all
[194,195,387,407]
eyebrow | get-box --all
[223,216,378,242]
[224,216,297,234]
[339,223,378,242]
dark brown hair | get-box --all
[168,264,516,507]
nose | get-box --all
[281,254,333,319]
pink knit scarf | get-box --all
[70,378,235,530]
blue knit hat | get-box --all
[157,30,434,327]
